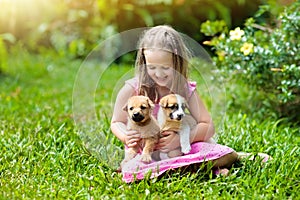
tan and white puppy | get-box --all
[122,95,160,165]
[157,94,192,159]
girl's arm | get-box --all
[188,90,215,142]
[110,84,141,147]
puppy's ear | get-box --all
[147,99,155,109]
[122,104,128,112]
[159,96,168,108]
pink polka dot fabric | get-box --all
[121,142,234,183]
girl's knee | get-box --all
[213,151,238,168]
[231,151,238,160]
[227,151,238,164]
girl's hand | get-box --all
[157,131,180,153]
[124,130,141,148]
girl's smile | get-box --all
[144,50,174,87]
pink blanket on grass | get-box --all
[121,142,234,183]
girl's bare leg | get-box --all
[212,151,239,169]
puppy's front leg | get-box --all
[179,123,191,154]
[141,137,157,163]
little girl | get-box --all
[111,25,266,183]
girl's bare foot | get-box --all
[214,168,230,176]
[237,152,273,163]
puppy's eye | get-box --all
[168,104,178,110]
[129,107,134,111]
[140,105,147,110]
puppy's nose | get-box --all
[176,114,183,120]
[133,113,140,117]
[132,112,144,122]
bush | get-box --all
[201,2,300,121]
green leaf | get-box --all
[136,8,154,26]
[0,33,16,44]
[254,5,270,18]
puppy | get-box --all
[157,94,192,159]
[121,95,160,165]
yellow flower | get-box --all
[203,40,212,45]
[240,42,254,56]
[229,27,244,40]
[216,50,226,61]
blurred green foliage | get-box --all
[201,1,300,121]
[0,37,8,73]
[0,33,16,73]
[0,0,297,121]
[0,0,263,58]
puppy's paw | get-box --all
[141,153,152,163]
[168,150,183,158]
[181,145,191,154]
[151,151,161,161]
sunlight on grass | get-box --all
[0,51,299,199]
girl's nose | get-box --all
[155,68,165,77]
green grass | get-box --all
[0,50,299,199]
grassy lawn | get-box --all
[0,51,299,199]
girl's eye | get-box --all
[147,65,156,70]
[141,105,147,110]
[147,65,171,70]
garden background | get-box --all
[0,0,299,199]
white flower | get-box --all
[230,27,244,40]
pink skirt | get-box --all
[121,142,234,183]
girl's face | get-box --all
[144,50,174,87]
